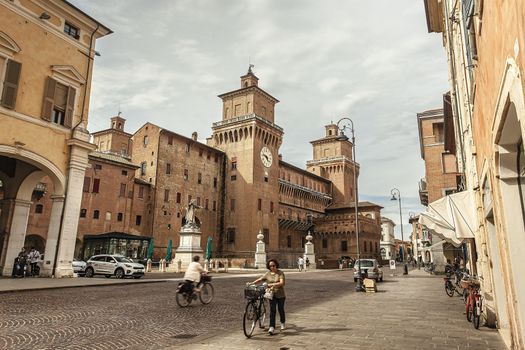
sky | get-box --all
[70,0,449,239]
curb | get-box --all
[0,279,168,294]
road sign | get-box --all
[389,260,396,270]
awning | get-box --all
[418,190,477,247]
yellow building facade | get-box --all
[0,0,110,277]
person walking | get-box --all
[28,247,41,276]
[305,257,310,270]
[250,259,286,335]
[297,256,304,272]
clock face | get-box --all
[260,146,273,167]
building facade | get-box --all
[0,0,110,277]
[380,217,396,260]
[424,0,525,347]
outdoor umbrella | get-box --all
[165,239,172,261]
[146,239,154,260]
[205,236,212,260]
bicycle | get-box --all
[243,283,268,338]
[424,262,435,274]
[463,275,483,329]
[176,274,214,307]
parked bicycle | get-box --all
[463,275,483,329]
[176,273,214,307]
[424,262,435,274]
[444,268,469,298]
[243,283,268,338]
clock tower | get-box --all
[209,67,283,258]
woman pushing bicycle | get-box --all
[250,259,286,335]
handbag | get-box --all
[263,288,274,300]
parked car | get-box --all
[72,259,87,276]
[353,259,383,282]
[85,254,145,279]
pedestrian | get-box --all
[305,257,310,270]
[28,247,41,276]
[16,247,28,277]
[297,256,304,272]
[250,259,286,335]
[338,258,342,269]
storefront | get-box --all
[82,232,151,261]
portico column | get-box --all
[53,124,95,278]
[1,199,31,276]
[40,195,65,277]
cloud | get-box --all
[71,0,449,221]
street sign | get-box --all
[389,260,396,270]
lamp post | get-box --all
[390,188,407,274]
[336,117,364,292]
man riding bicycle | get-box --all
[183,255,207,293]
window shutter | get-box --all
[1,60,22,109]
[64,85,76,128]
[42,77,56,121]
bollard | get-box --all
[159,259,166,272]
[403,263,408,275]
[177,259,182,273]
[146,259,152,273]
[204,259,209,272]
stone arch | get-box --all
[24,234,45,253]
[239,128,243,140]
[234,129,238,142]
[229,131,233,143]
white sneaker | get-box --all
[268,327,274,335]
[280,323,285,331]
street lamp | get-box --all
[336,117,364,292]
[390,188,408,274]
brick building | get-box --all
[21,68,382,268]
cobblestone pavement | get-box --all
[0,269,507,350]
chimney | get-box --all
[191,132,198,141]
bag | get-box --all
[264,288,274,300]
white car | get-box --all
[85,254,145,279]
[72,259,87,276]
[353,259,384,282]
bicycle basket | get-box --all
[201,274,212,283]
[244,285,262,299]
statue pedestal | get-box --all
[172,225,203,271]
[304,233,316,269]
[255,240,266,269]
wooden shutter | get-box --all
[64,85,76,128]
[42,77,56,121]
[1,60,22,109]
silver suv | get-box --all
[353,259,383,282]
[85,254,145,279]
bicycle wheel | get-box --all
[243,302,257,338]
[258,299,267,329]
[466,300,473,322]
[445,281,455,297]
[199,282,215,304]
[176,292,192,307]
[473,297,481,329]
[462,288,469,304]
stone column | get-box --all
[0,199,16,274]
[41,195,65,277]
[54,125,95,278]
[1,199,31,276]
[304,231,316,269]
[255,231,266,269]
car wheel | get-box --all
[115,268,125,279]
[133,276,142,279]
[85,267,94,278]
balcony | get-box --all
[419,178,429,206]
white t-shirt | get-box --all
[298,257,304,265]
[28,250,41,264]
[184,261,203,282]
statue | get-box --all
[184,199,202,228]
